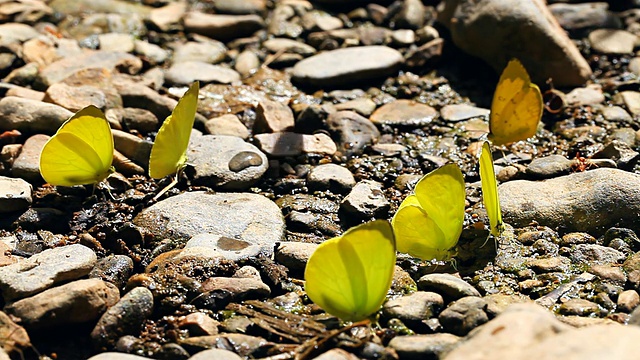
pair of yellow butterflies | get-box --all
[389,143,503,263]
[306,149,503,322]
[39,82,200,188]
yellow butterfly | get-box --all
[149,81,199,179]
[391,164,465,262]
[304,220,396,322]
[488,59,543,146]
[479,141,503,237]
[39,105,114,186]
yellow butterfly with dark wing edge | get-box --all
[479,141,504,237]
[488,58,543,146]
[304,220,396,322]
[39,105,114,187]
[391,163,466,262]
[149,81,199,199]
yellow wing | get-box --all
[488,59,543,146]
[39,105,114,186]
[304,220,396,322]
[392,164,465,261]
[479,141,503,237]
[149,81,199,179]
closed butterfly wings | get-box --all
[304,220,396,322]
[489,59,543,146]
[39,105,114,186]
[479,141,503,237]
[149,81,199,179]
[392,164,466,261]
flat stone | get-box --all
[0,23,40,43]
[43,83,107,112]
[189,348,242,360]
[165,61,240,86]
[254,132,336,156]
[292,46,403,88]
[440,104,490,122]
[202,277,270,301]
[613,91,640,117]
[0,244,97,301]
[326,110,380,157]
[188,134,268,190]
[307,163,355,193]
[0,176,32,213]
[501,168,640,236]
[98,33,135,53]
[149,1,186,32]
[213,0,266,15]
[112,129,153,168]
[133,192,284,256]
[370,99,437,126]
[589,29,637,54]
[274,242,318,272]
[90,287,154,348]
[183,12,265,41]
[263,38,316,56]
[204,114,250,139]
[255,99,295,133]
[12,134,48,183]
[172,41,227,65]
[5,279,119,329]
[417,273,481,301]
[388,334,460,360]
[340,180,389,219]
[134,40,169,65]
[0,97,72,134]
[36,51,142,88]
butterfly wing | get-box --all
[149,81,199,179]
[39,105,113,186]
[414,164,465,258]
[392,202,453,261]
[489,59,543,146]
[479,141,503,237]
[304,220,396,322]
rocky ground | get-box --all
[0,0,640,359]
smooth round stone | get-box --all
[188,135,267,190]
[165,61,240,86]
[370,99,437,126]
[0,176,32,213]
[185,233,263,262]
[307,163,356,193]
[501,168,640,236]
[440,104,489,122]
[292,45,403,87]
[133,192,285,255]
[589,29,637,54]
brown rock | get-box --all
[5,279,119,328]
[255,99,295,133]
[370,99,438,127]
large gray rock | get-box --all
[443,303,640,360]
[0,244,97,301]
[187,134,268,190]
[500,168,640,236]
[438,0,592,87]
[133,192,284,256]
[292,46,403,88]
